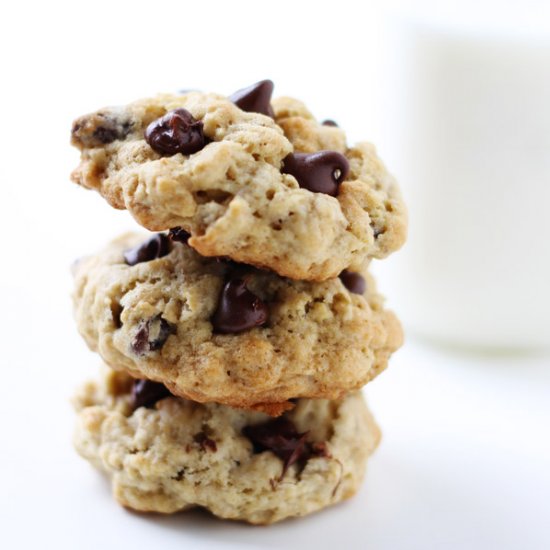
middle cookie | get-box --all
[73,233,402,414]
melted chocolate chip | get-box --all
[131,315,176,355]
[211,278,268,334]
[321,119,338,127]
[168,227,191,244]
[145,108,205,156]
[282,151,349,196]
[229,80,275,118]
[72,113,133,147]
[124,234,171,266]
[193,432,217,452]
[339,270,367,294]
[132,379,171,409]
[311,441,332,458]
[93,126,119,144]
[243,418,309,479]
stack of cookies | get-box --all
[69,80,407,524]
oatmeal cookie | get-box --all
[73,368,380,524]
[72,233,402,413]
[70,81,406,280]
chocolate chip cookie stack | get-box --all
[69,80,407,524]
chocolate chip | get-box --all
[339,270,367,294]
[72,113,133,147]
[321,119,338,127]
[168,227,191,244]
[145,108,205,156]
[124,234,171,266]
[282,151,349,196]
[311,441,332,458]
[131,315,176,355]
[229,80,275,118]
[243,418,309,480]
[93,126,119,144]
[132,379,171,409]
[211,278,268,334]
[193,432,217,452]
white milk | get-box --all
[375,19,550,351]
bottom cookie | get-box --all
[73,368,380,524]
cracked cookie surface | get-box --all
[72,233,403,413]
[73,368,380,524]
[71,89,406,280]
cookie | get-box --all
[72,233,403,413]
[70,81,406,281]
[73,367,380,524]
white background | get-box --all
[1,1,549,549]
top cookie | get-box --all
[71,80,407,281]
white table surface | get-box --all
[2,284,549,549]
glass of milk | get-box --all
[375,16,550,352]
